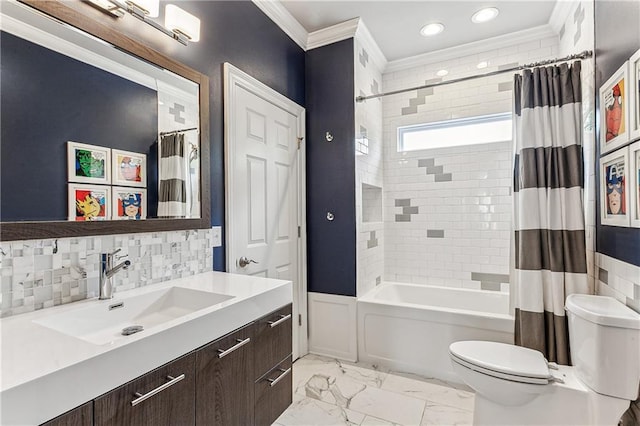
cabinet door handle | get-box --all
[267,314,292,328]
[267,367,292,387]
[217,337,251,358]
[131,374,185,406]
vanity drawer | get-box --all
[254,304,293,380]
[94,352,195,426]
[254,356,293,426]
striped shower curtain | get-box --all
[512,61,591,364]
[158,133,187,218]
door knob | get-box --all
[238,256,258,268]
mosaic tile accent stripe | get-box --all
[498,82,513,92]
[367,231,378,249]
[400,78,440,115]
[0,229,213,318]
[573,4,584,45]
[359,48,369,68]
[394,199,419,222]
[471,272,510,292]
[598,267,609,284]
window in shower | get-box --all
[397,112,512,152]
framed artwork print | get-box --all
[600,148,630,227]
[600,62,629,154]
[112,149,147,187]
[112,187,147,220]
[629,49,640,142]
[630,141,640,228]
[68,184,110,221]
[67,141,110,184]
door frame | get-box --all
[223,63,308,357]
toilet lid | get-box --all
[450,341,553,384]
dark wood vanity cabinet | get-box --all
[40,304,293,426]
[41,402,93,426]
[195,322,255,425]
[93,353,196,426]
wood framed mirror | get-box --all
[0,0,210,241]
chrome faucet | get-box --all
[99,249,131,300]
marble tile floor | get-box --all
[274,354,475,426]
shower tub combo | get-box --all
[357,282,514,384]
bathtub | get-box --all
[357,282,514,384]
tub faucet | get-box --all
[99,249,131,300]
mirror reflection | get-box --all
[0,1,200,222]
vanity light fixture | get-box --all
[436,69,449,77]
[85,0,200,45]
[472,7,499,23]
[420,23,445,37]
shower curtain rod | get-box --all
[159,127,198,136]
[355,50,593,103]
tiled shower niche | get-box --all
[362,183,383,223]
[0,229,213,318]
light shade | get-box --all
[165,4,201,42]
[472,7,499,23]
[436,69,449,77]
[420,23,444,37]
[127,0,159,17]
[477,61,489,69]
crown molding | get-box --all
[251,0,307,50]
[306,17,360,51]
[548,0,575,34]
[385,24,557,73]
[354,20,388,72]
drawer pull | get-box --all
[267,367,292,387]
[217,337,251,358]
[131,374,185,406]
[267,314,292,328]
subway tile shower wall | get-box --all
[381,33,561,291]
[0,229,214,318]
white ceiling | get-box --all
[279,0,558,62]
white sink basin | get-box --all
[33,287,234,345]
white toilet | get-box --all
[449,294,640,425]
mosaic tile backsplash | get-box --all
[0,229,213,318]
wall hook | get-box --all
[325,132,334,142]
[326,212,335,221]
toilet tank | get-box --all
[566,294,640,400]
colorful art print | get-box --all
[67,141,111,184]
[112,149,147,188]
[599,62,629,154]
[630,141,640,228]
[68,184,110,221]
[629,49,640,141]
[112,187,146,220]
[600,149,630,227]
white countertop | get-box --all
[0,271,292,425]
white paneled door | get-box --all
[224,64,307,360]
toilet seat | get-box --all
[449,341,553,385]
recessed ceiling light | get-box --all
[420,23,445,37]
[472,7,499,23]
[436,69,449,77]
[477,61,489,69]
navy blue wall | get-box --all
[595,0,640,267]
[305,39,356,296]
[101,1,306,271]
[0,32,158,222]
